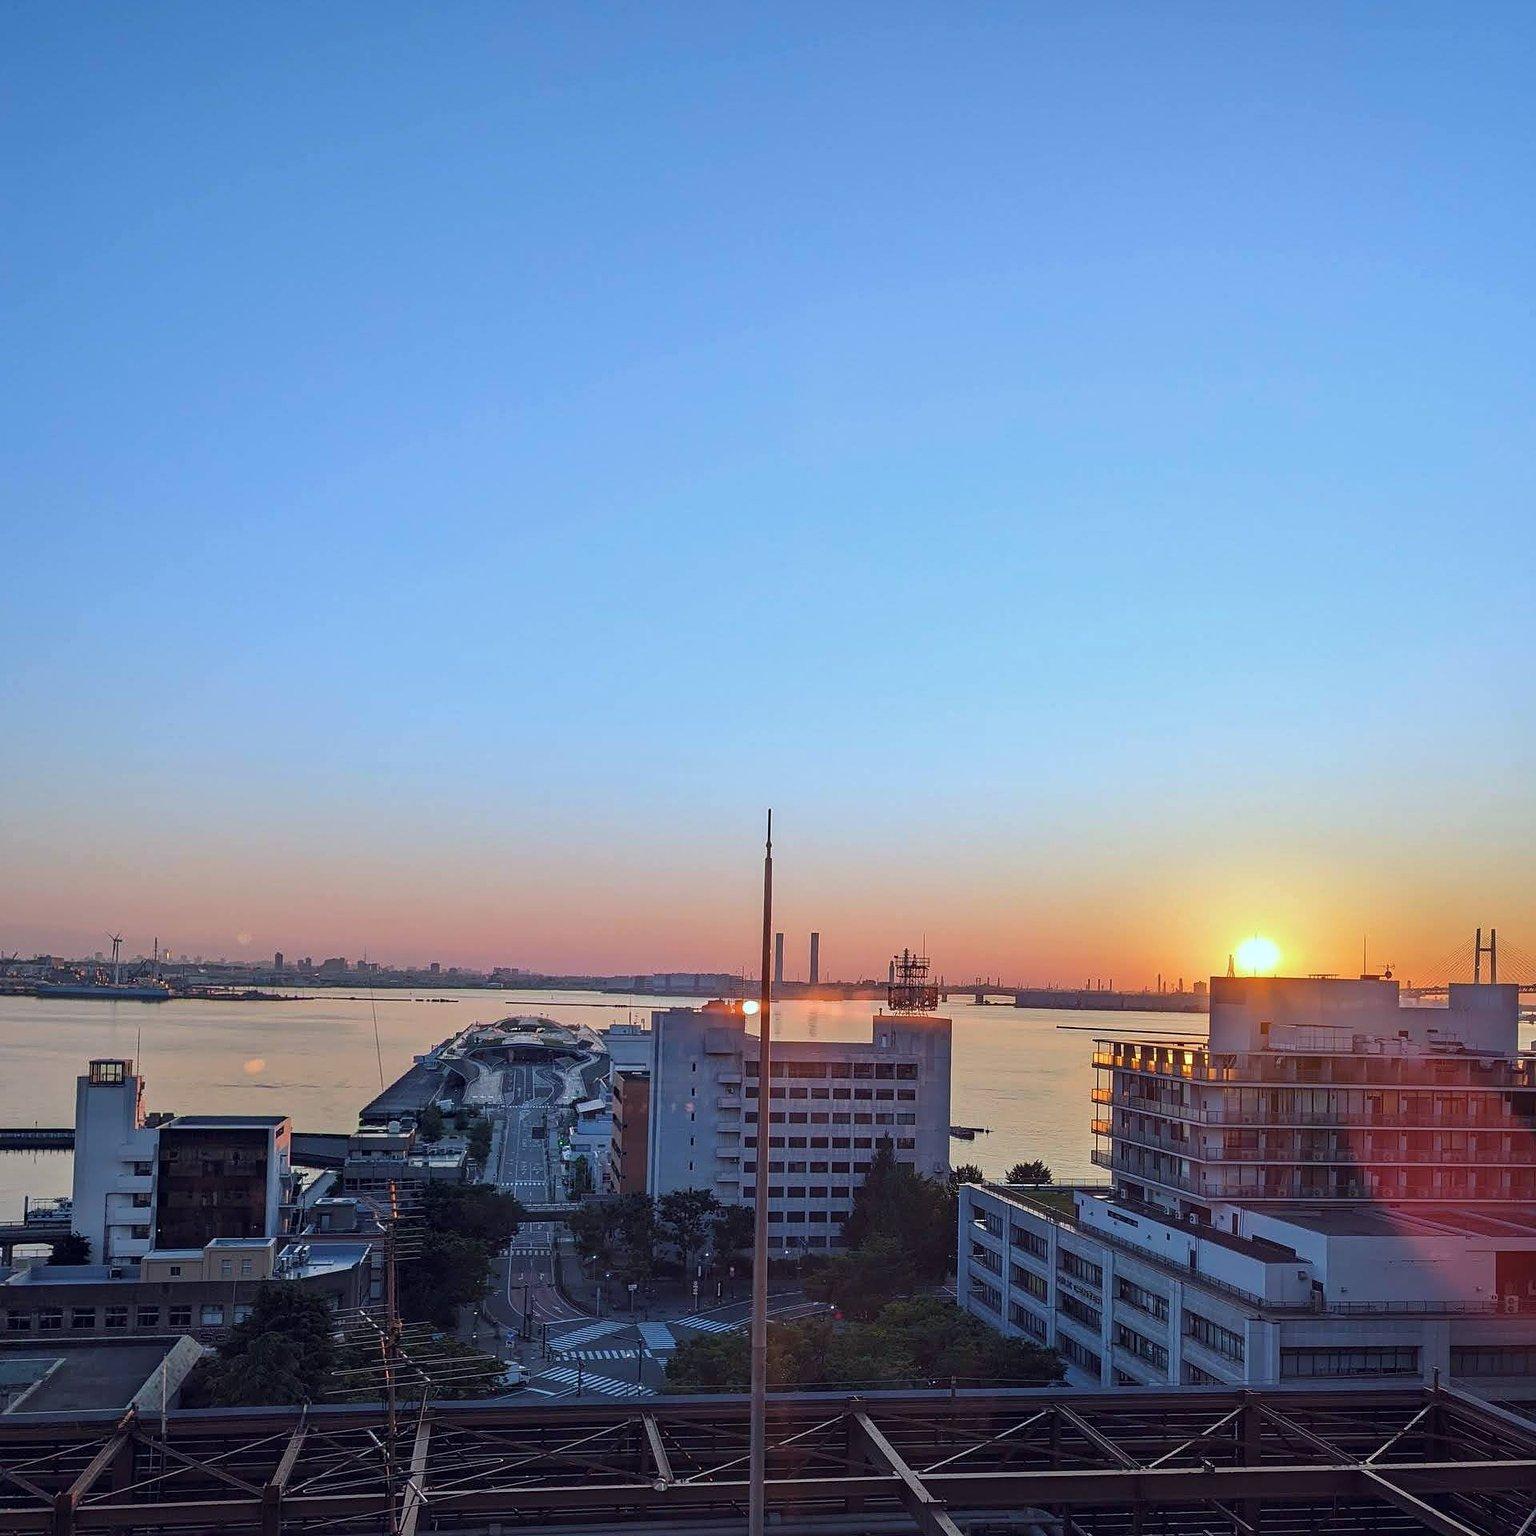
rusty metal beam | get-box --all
[1364,1468,1485,1536]
[259,1424,307,1536]
[1055,1402,1139,1469]
[398,1412,432,1536]
[52,1413,133,1536]
[641,1414,673,1488]
[853,1411,965,1536]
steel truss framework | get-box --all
[0,1383,1532,1536]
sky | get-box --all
[2,4,1533,985]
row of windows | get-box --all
[1114,1322,1169,1372]
[751,1061,920,1080]
[745,1137,917,1152]
[1009,1300,1047,1340]
[1011,1263,1048,1301]
[1059,1335,1102,1377]
[970,1278,1002,1314]
[1281,1347,1418,1379]
[746,1112,918,1127]
[1058,1293,1102,1332]
[1183,1361,1223,1386]
[1450,1346,1536,1377]
[1115,1277,1169,1323]
[1184,1312,1245,1362]
[749,1086,919,1101]
[1011,1225,1048,1261]
[1058,1249,1103,1287]
[5,1303,249,1332]
[744,1157,892,1174]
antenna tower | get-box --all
[887,948,939,1014]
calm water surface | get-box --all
[0,988,1206,1216]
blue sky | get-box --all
[3,4,1532,978]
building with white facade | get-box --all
[71,1060,293,1265]
[958,974,1536,1397]
[645,999,951,1252]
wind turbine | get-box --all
[107,933,124,987]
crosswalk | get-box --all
[673,1314,742,1335]
[548,1319,624,1350]
[508,1243,552,1258]
[537,1364,653,1399]
[554,1347,638,1361]
[637,1322,676,1353]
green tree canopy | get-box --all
[1006,1160,1052,1186]
[841,1141,955,1279]
[950,1162,985,1186]
[48,1232,91,1265]
[203,1284,336,1405]
[711,1202,754,1261]
[657,1187,722,1274]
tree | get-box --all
[950,1162,985,1187]
[1006,1160,1052,1186]
[711,1202,754,1262]
[465,1116,493,1165]
[842,1142,955,1280]
[657,1187,722,1278]
[416,1104,445,1143]
[664,1298,1063,1395]
[569,1199,620,1273]
[395,1182,526,1327]
[48,1233,91,1265]
[202,1284,336,1406]
[801,1236,919,1321]
[567,1156,595,1199]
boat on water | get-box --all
[33,932,174,1001]
[35,980,173,1002]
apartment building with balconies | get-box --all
[958,974,1536,1397]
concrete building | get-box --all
[71,1061,293,1266]
[0,1237,371,1340]
[339,1127,467,1195]
[607,1069,650,1194]
[646,1000,951,1253]
[958,974,1536,1397]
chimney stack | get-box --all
[809,932,820,985]
[773,933,784,987]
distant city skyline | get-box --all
[4,7,1532,986]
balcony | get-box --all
[1090,1086,1111,1105]
[1089,1118,1111,1137]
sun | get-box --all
[1235,935,1282,975]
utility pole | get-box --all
[748,811,774,1536]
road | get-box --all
[483,1061,589,1343]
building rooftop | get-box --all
[1265,1202,1536,1241]
[163,1115,289,1129]
[0,1339,187,1415]
[277,1242,370,1279]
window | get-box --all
[104,1306,128,1330]
[131,1193,151,1208]
[70,1308,96,1330]
[1013,1222,1050,1259]
[38,1310,63,1332]
[896,1063,917,1079]
[130,1225,150,1240]
[132,1160,152,1176]
[1011,1264,1048,1300]
[168,1265,183,1278]
[1059,1335,1102,1376]
[1183,1361,1222,1386]
[1058,1249,1103,1287]
[969,1278,1002,1314]
[1114,1322,1168,1371]
[1116,1278,1169,1322]
[5,1313,32,1332]
[168,1306,192,1328]
[1058,1293,1102,1331]
[1009,1300,1047,1340]
[219,1260,234,1278]
[1281,1347,1418,1379]
[1184,1312,1245,1363]
[234,1305,253,1324]
[1450,1346,1536,1377]
[200,1304,226,1327]
[137,1307,160,1328]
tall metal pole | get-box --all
[748,811,774,1536]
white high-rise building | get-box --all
[644,1000,952,1251]
[958,975,1536,1397]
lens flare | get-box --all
[1235,935,1281,974]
